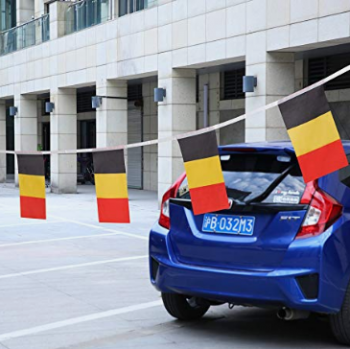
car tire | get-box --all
[161,293,210,321]
[330,283,350,345]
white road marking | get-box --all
[0,221,61,229]
[0,202,15,208]
[0,300,162,342]
[0,231,139,248]
[51,215,149,241]
[0,255,147,279]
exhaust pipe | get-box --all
[277,307,310,321]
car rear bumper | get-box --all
[149,225,345,314]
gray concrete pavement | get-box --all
[0,184,341,348]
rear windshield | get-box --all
[177,153,306,204]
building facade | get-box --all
[1,0,350,201]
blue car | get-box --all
[149,141,350,345]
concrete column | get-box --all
[48,0,71,39]
[14,94,38,184]
[50,88,77,194]
[0,101,6,183]
[96,80,127,148]
[35,0,44,18]
[16,0,35,25]
[112,0,118,18]
[245,32,295,142]
[158,54,197,202]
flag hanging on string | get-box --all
[17,154,46,220]
[278,86,348,183]
[92,150,130,223]
[178,131,229,215]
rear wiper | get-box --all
[245,163,296,205]
[228,197,245,205]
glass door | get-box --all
[0,0,16,32]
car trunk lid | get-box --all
[168,146,308,271]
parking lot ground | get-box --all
[0,184,341,348]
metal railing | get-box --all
[66,0,111,35]
[0,14,50,56]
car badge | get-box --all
[280,216,301,221]
[228,199,234,209]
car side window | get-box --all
[339,155,350,188]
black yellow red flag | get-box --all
[278,86,348,182]
[17,154,46,220]
[93,150,130,223]
[178,131,229,215]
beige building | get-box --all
[1,0,350,201]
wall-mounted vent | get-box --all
[221,68,245,100]
[128,84,143,101]
[308,53,350,90]
[77,88,96,113]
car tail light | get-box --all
[159,173,186,230]
[297,180,342,239]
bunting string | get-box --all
[1,64,350,156]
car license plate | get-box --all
[202,214,255,236]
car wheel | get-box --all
[161,293,210,321]
[330,283,350,345]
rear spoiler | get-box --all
[219,146,296,156]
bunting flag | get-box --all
[92,150,130,223]
[17,154,46,220]
[178,131,229,215]
[278,86,348,183]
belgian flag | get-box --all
[178,131,229,215]
[93,150,130,223]
[17,154,46,220]
[278,86,348,183]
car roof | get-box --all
[219,140,350,154]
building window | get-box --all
[221,68,245,100]
[308,53,350,90]
[119,0,154,17]
[0,0,16,32]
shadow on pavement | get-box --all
[168,307,339,348]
